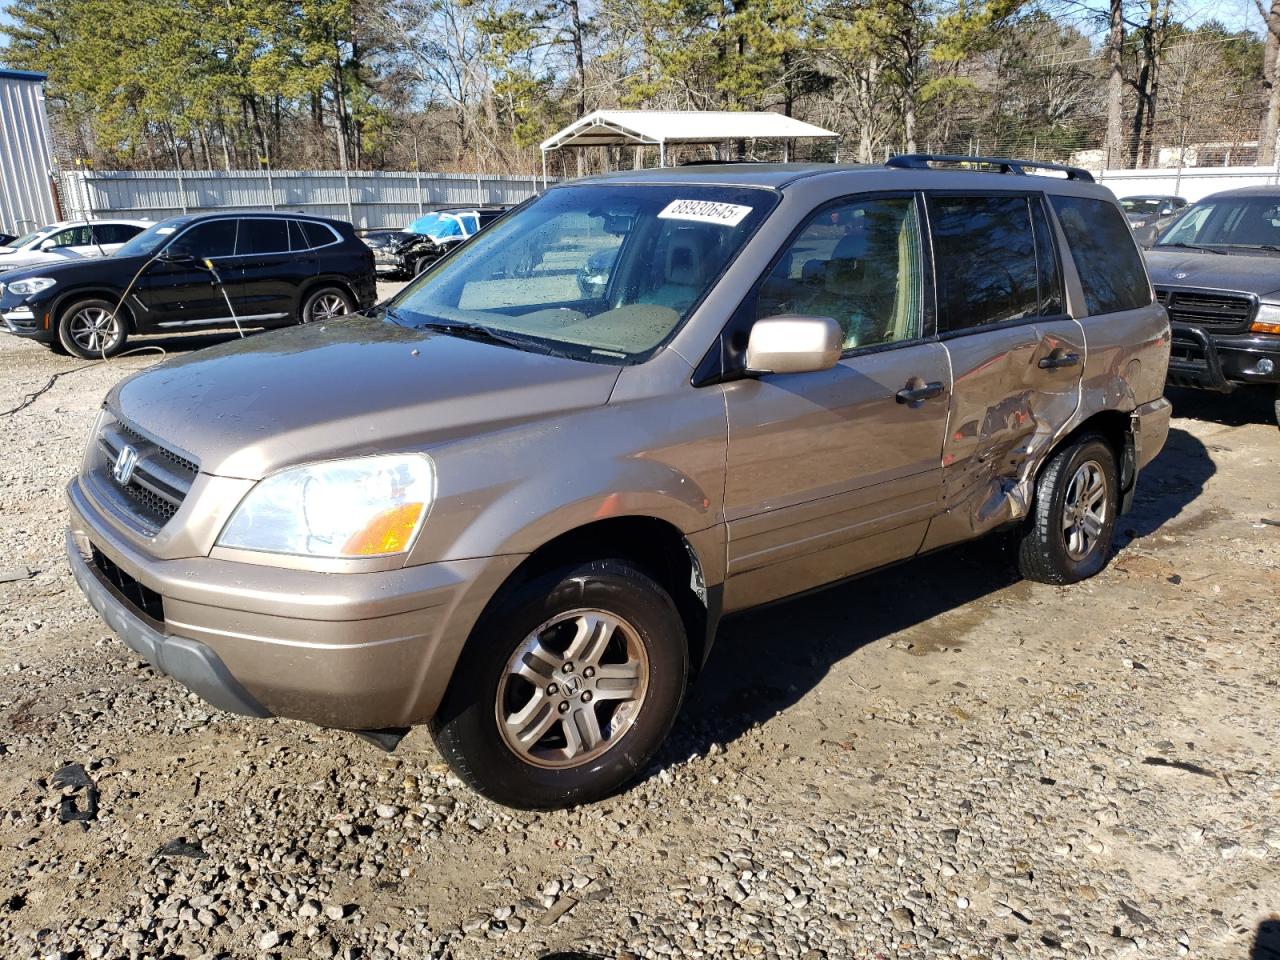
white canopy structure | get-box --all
[539,109,840,181]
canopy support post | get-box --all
[659,140,666,168]
[541,150,548,189]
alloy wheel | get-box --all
[308,293,350,322]
[68,306,121,354]
[496,609,650,769]
[1062,459,1107,561]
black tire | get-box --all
[414,256,433,277]
[57,298,128,360]
[430,560,689,809]
[1273,385,1279,428]
[1017,434,1119,585]
[299,286,353,324]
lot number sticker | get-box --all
[658,199,753,227]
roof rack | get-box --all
[885,153,1095,183]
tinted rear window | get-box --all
[300,221,336,248]
[1050,196,1151,315]
[236,218,290,255]
[928,194,1062,332]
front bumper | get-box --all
[1167,325,1280,391]
[67,477,523,730]
[1,302,51,341]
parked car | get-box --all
[1,211,375,358]
[0,218,152,274]
[1119,195,1187,247]
[1144,186,1280,424]
[367,207,509,278]
[65,156,1170,808]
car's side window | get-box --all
[236,219,290,256]
[928,194,1060,333]
[1050,195,1152,315]
[300,221,336,248]
[48,225,92,248]
[755,195,923,351]
[171,220,238,259]
[93,223,144,245]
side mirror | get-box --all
[745,314,843,376]
[39,239,59,251]
[160,247,195,264]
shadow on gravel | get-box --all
[1253,920,1280,959]
[1115,426,1215,541]
[664,425,1218,763]
[669,533,1021,760]
[1166,385,1277,428]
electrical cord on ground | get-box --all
[3,248,246,418]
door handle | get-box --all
[895,380,945,404]
[1038,351,1081,369]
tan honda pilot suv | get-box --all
[67,155,1172,808]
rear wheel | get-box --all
[1017,434,1119,585]
[57,298,127,359]
[300,287,353,324]
[430,560,688,809]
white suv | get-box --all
[0,219,151,273]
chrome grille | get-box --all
[1155,288,1255,333]
[93,415,198,529]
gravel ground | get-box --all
[1,299,1278,960]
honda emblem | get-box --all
[113,445,138,485]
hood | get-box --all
[109,315,622,479]
[1144,248,1280,300]
[0,249,86,273]
[0,254,142,285]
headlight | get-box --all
[217,454,435,558]
[8,277,56,295]
[1252,302,1280,335]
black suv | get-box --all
[1145,186,1280,424]
[0,212,375,358]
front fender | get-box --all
[404,391,728,568]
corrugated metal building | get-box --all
[0,69,59,235]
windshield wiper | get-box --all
[1225,243,1280,253]
[414,318,568,357]
[1157,242,1226,255]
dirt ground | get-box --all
[0,308,1278,960]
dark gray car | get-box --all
[1120,194,1187,247]
[65,156,1171,808]
[1144,186,1280,423]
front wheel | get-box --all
[299,287,353,324]
[57,298,128,359]
[1273,385,1279,428]
[430,560,689,809]
[1017,434,1119,585]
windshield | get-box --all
[387,184,776,362]
[0,229,51,251]
[1121,198,1163,215]
[113,217,190,258]
[1156,196,1280,251]
[408,212,470,240]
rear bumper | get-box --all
[1167,325,1280,391]
[1132,396,1172,472]
[67,478,523,730]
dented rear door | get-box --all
[919,191,1084,552]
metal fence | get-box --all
[58,169,549,230]
[0,70,59,236]
[1094,165,1280,203]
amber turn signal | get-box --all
[1250,319,1280,335]
[341,503,427,556]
